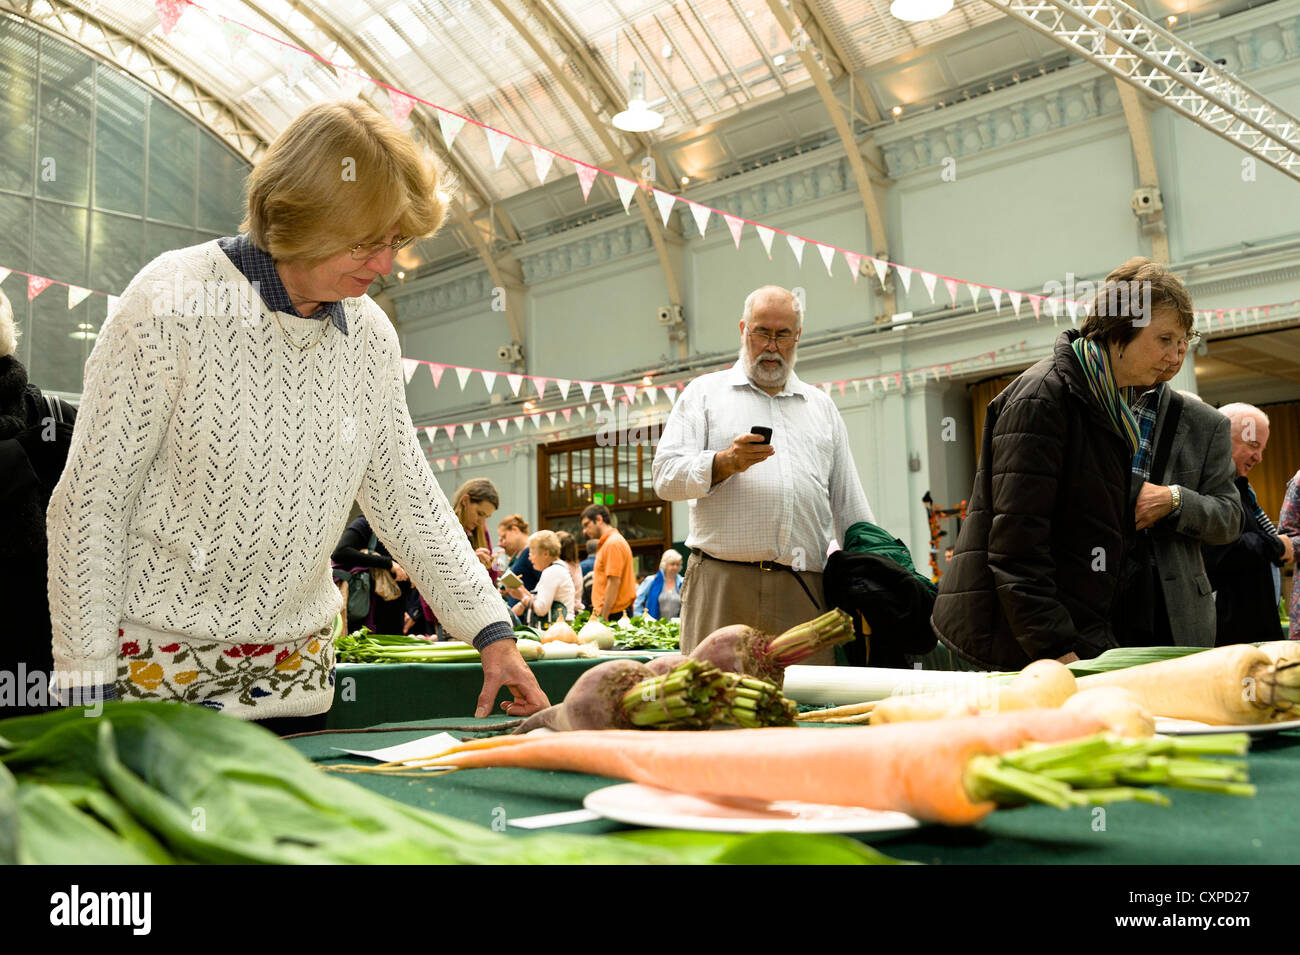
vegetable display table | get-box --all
[327,658,649,729]
[289,718,1300,864]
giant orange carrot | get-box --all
[397,710,1123,825]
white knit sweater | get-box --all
[46,241,511,719]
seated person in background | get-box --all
[506,530,575,626]
[1203,403,1291,645]
[556,530,585,613]
[498,513,541,607]
[634,549,685,619]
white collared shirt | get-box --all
[652,360,874,572]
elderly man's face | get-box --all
[1231,414,1269,477]
[740,298,801,388]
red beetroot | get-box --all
[644,654,688,676]
[690,609,855,688]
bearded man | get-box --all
[652,285,874,657]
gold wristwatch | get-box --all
[1169,484,1182,514]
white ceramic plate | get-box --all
[582,783,921,834]
[1154,716,1300,736]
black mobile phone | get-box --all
[751,425,773,444]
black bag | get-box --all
[822,549,938,668]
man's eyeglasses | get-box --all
[1180,332,1203,349]
[748,327,796,347]
[348,234,414,261]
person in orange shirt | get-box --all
[580,504,637,621]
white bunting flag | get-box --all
[622,384,638,402]
[817,243,835,277]
[554,379,571,400]
[644,386,657,403]
[485,128,510,169]
[615,177,638,212]
[512,416,525,431]
[786,234,805,265]
[491,448,500,460]
[872,257,890,286]
[920,271,938,303]
[67,285,92,309]
[334,66,366,99]
[578,380,594,401]
[820,382,833,395]
[438,109,466,147]
[1066,299,1079,323]
[480,370,497,393]
[723,214,744,249]
[689,202,710,237]
[575,164,599,202]
[220,20,251,63]
[436,459,446,471]
[402,358,420,384]
[853,380,861,395]
[895,266,913,293]
[990,288,1003,312]
[529,413,542,429]
[424,427,438,444]
[506,373,523,396]
[530,145,554,185]
[755,225,775,259]
[461,423,473,439]
[600,382,615,404]
[497,418,509,435]
[454,366,472,390]
[480,421,491,437]
[1009,290,1023,317]
[545,410,556,425]
[663,386,678,404]
[843,251,863,283]
[576,406,587,420]
[654,189,676,227]
[967,284,982,310]
[0,268,10,285]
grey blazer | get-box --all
[1142,387,1243,647]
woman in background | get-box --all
[408,478,501,636]
[557,530,584,613]
[508,530,576,626]
[634,549,684,620]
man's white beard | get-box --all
[740,344,797,389]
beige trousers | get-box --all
[679,555,835,665]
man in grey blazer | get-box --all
[1118,350,1242,647]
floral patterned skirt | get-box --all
[116,619,337,720]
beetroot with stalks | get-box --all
[513,659,725,734]
[690,608,855,688]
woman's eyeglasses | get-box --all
[348,235,414,261]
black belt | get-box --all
[692,549,821,610]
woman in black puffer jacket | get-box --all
[0,290,77,716]
[932,258,1196,670]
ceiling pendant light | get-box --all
[889,0,954,21]
[612,64,663,132]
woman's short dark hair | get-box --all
[1080,257,1194,348]
[556,531,580,564]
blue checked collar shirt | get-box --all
[218,233,349,336]
[1129,383,1165,482]
[651,360,875,572]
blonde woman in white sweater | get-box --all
[46,101,548,731]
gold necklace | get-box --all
[274,310,329,351]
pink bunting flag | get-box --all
[689,202,710,237]
[817,244,835,277]
[389,89,417,129]
[450,455,460,468]
[27,275,52,301]
[843,251,863,283]
[942,278,958,307]
[575,164,600,202]
[1030,296,1042,321]
[561,408,572,422]
[920,271,938,303]
[837,381,846,397]
[155,0,187,36]
[443,425,456,442]
[723,214,744,249]
[428,364,446,388]
[545,411,556,425]
[533,377,549,398]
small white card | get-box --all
[507,809,602,829]
[335,732,461,766]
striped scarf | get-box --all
[1070,337,1139,454]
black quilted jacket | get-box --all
[932,331,1133,670]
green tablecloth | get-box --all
[327,658,649,729]
[289,718,1300,864]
